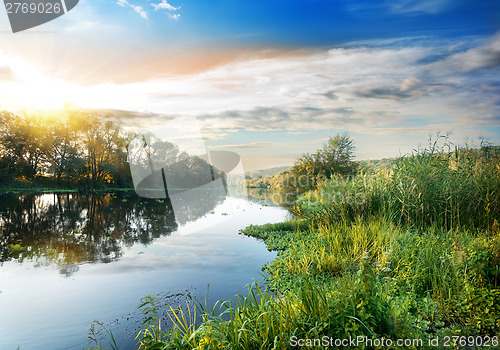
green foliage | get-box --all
[88,320,119,350]
[301,136,500,230]
[136,295,170,349]
[0,108,132,188]
[245,133,359,192]
[0,108,223,192]
[459,284,500,333]
[130,136,500,349]
[132,269,416,350]
[358,157,398,175]
[288,133,358,193]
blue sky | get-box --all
[0,0,499,170]
[91,0,499,42]
[77,0,500,45]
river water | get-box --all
[0,190,288,350]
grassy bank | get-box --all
[0,176,135,194]
[95,142,499,350]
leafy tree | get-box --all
[48,117,84,183]
[22,115,52,177]
[288,133,357,192]
[0,111,51,178]
[72,111,129,186]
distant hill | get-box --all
[246,166,291,179]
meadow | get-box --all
[93,139,500,350]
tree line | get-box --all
[0,109,134,188]
[0,109,229,192]
[0,109,359,193]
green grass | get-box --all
[298,140,500,230]
[112,140,500,349]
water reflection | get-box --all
[0,190,227,276]
[246,188,298,208]
[0,190,289,350]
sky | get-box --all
[0,0,499,170]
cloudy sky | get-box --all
[0,0,499,170]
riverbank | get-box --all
[0,186,134,194]
[0,177,134,194]
[125,143,499,350]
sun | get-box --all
[2,74,82,111]
[0,51,86,112]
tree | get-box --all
[289,133,357,192]
[318,133,357,178]
[22,115,52,177]
[48,117,84,183]
[0,111,51,178]
[72,111,128,185]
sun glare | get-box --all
[0,53,84,111]
[5,76,81,111]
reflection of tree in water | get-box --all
[0,186,229,276]
[0,192,180,276]
[0,190,228,276]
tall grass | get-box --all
[388,140,500,229]
[136,263,424,350]
[130,139,500,349]
[301,138,500,230]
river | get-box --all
[0,190,288,349]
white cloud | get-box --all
[151,0,180,19]
[151,0,180,11]
[387,0,453,14]
[133,5,148,19]
[428,33,500,73]
[116,0,148,19]
[0,35,498,142]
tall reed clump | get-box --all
[388,138,500,230]
[303,137,500,230]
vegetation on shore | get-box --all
[0,109,223,194]
[115,135,499,350]
[0,109,134,189]
[245,136,398,192]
